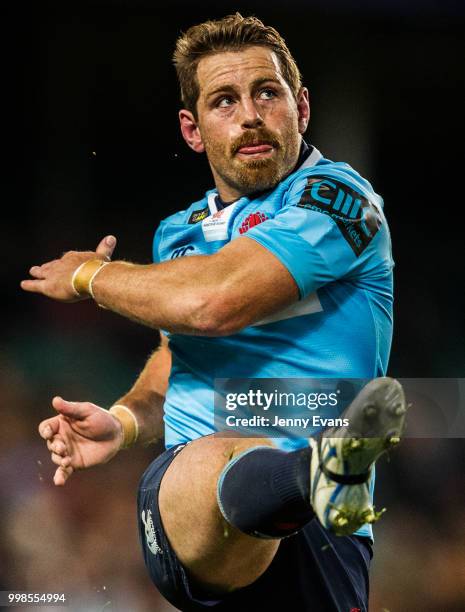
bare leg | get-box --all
[158,434,280,593]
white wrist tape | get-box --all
[109,404,139,448]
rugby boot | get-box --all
[310,377,408,536]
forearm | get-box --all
[90,239,298,336]
[112,334,171,446]
[92,258,224,335]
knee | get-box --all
[161,435,275,500]
[158,435,276,533]
[207,433,277,464]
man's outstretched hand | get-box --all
[20,235,117,302]
[39,396,124,486]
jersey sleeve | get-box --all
[244,173,393,298]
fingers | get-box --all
[20,278,46,293]
[39,416,61,440]
[20,260,58,292]
[28,265,47,279]
[95,235,117,261]
[47,438,67,456]
[53,464,74,486]
[50,451,69,466]
[40,420,73,485]
[27,260,57,279]
[52,396,90,420]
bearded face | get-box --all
[185,46,309,201]
[201,121,301,197]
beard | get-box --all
[203,124,301,197]
[230,156,284,194]
[227,157,282,195]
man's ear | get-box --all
[296,87,310,134]
[179,109,205,153]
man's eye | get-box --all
[217,97,234,108]
[259,89,277,100]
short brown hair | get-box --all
[173,13,302,118]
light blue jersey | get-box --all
[153,144,394,538]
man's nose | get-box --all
[239,97,264,129]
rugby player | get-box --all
[21,14,407,611]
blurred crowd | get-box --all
[0,319,176,611]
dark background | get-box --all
[2,1,464,610]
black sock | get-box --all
[217,446,314,539]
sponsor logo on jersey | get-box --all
[171,245,195,259]
[141,509,162,555]
[239,211,269,234]
[188,206,209,224]
[202,202,238,242]
[295,176,382,256]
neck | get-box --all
[213,175,244,202]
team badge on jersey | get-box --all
[296,176,382,256]
[239,211,269,234]
[188,206,209,224]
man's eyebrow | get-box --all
[250,77,283,89]
[205,84,237,100]
[205,77,283,100]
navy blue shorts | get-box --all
[137,443,373,612]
